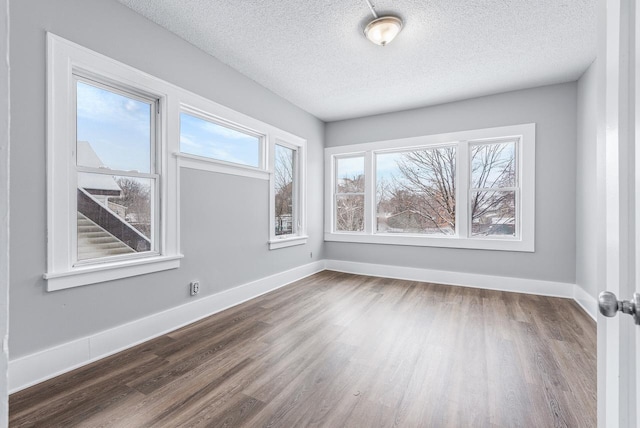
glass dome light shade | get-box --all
[364,16,403,46]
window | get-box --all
[75,79,158,263]
[46,33,181,291]
[324,124,535,252]
[274,144,296,236]
[179,111,262,168]
[174,89,308,251]
[376,146,456,235]
[470,140,517,237]
[335,156,365,232]
[46,33,308,289]
[269,139,307,249]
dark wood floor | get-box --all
[10,271,596,427]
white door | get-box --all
[597,0,640,427]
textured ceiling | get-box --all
[118,0,597,122]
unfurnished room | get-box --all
[0,0,639,427]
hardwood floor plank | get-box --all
[9,271,596,427]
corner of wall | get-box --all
[575,58,599,305]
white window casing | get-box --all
[324,123,535,252]
[174,82,308,250]
[46,33,308,289]
[269,137,308,250]
[46,33,182,291]
[176,101,269,180]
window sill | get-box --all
[44,254,183,291]
[324,232,533,252]
[175,152,270,181]
[269,235,308,250]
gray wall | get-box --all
[325,83,577,284]
[9,0,324,358]
[576,61,598,298]
[1,0,9,423]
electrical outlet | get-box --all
[190,281,200,296]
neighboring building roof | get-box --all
[77,141,121,194]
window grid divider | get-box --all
[457,141,469,239]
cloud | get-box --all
[182,112,259,143]
[76,81,150,131]
[179,134,204,149]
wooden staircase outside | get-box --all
[77,212,135,260]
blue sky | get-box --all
[77,81,260,171]
[76,81,151,173]
[376,152,406,182]
[336,156,363,179]
[180,113,259,167]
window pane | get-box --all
[376,147,456,235]
[471,141,516,189]
[180,112,260,168]
[274,144,295,236]
[336,156,364,193]
[77,173,153,260]
[471,190,516,236]
[76,81,152,173]
[336,195,364,232]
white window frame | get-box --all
[174,82,308,251]
[46,33,310,290]
[45,33,182,291]
[178,106,267,175]
[333,153,366,233]
[324,123,535,252]
[269,137,307,250]
[467,138,520,240]
[73,75,161,265]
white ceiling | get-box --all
[118,0,597,122]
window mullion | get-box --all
[364,151,374,234]
[76,166,158,179]
[470,186,518,192]
[457,141,469,239]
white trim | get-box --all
[324,123,535,252]
[324,259,596,321]
[9,261,325,393]
[325,124,533,155]
[175,152,270,180]
[179,106,265,170]
[46,33,182,290]
[573,284,598,322]
[324,232,530,252]
[324,259,573,297]
[9,260,596,394]
[268,235,309,249]
[46,33,311,289]
[269,137,307,249]
[44,255,183,291]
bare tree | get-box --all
[274,147,294,235]
[337,174,364,194]
[336,174,364,231]
[390,147,457,234]
[113,177,151,237]
[470,143,516,235]
[375,142,516,236]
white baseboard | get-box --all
[325,260,598,321]
[573,284,598,321]
[324,259,575,298]
[9,258,596,394]
[8,260,325,394]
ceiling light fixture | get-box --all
[363,0,403,46]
